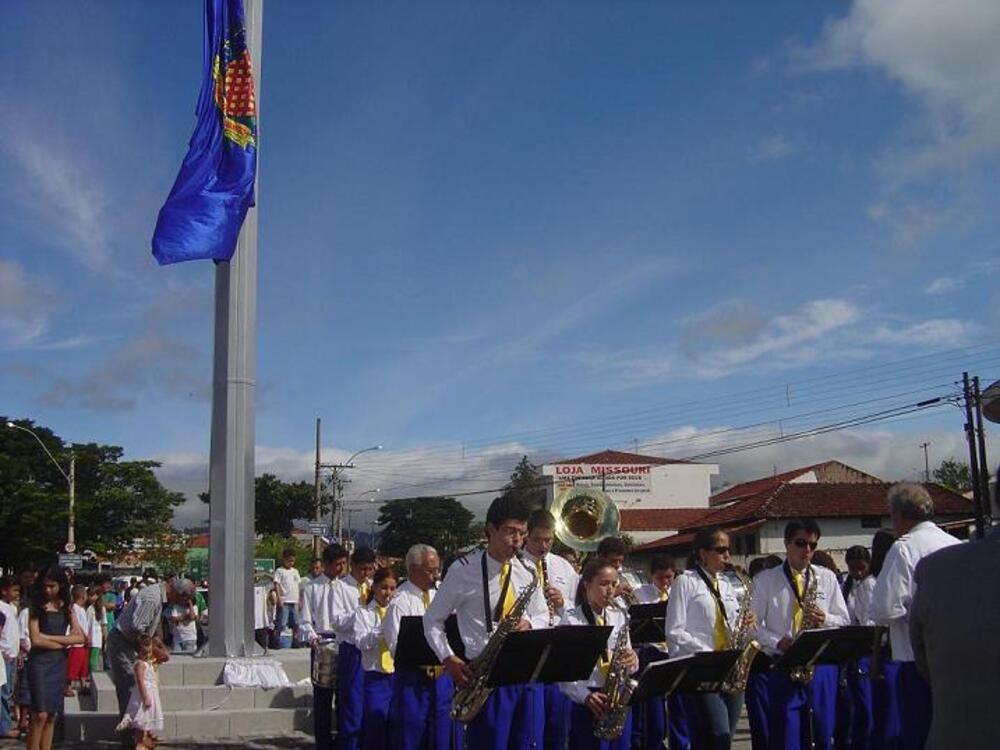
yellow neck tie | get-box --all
[419,590,442,679]
[595,612,611,680]
[421,589,431,610]
[499,561,515,617]
[792,572,804,634]
[376,605,394,673]
[659,589,668,602]
[711,577,728,650]
[537,559,545,586]
[359,582,369,606]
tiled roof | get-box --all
[683,482,973,530]
[554,449,697,466]
[631,520,765,553]
[710,463,829,505]
[189,533,210,549]
[620,508,715,532]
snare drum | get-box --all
[311,637,338,688]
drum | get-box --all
[311,637,338,688]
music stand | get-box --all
[394,615,464,668]
[629,651,741,703]
[775,626,878,674]
[628,603,667,645]
[485,625,612,687]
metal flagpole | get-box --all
[208,0,263,658]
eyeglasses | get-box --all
[708,546,730,555]
[791,539,819,550]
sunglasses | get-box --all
[708,545,730,555]
[791,539,819,550]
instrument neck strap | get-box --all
[782,561,811,606]
[482,551,514,633]
[694,566,727,621]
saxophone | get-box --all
[721,568,760,694]
[450,554,538,723]
[594,605,639,741]
[789,565,820,684]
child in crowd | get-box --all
[27,566,86,750]
[350,567,398,750]
[65,585,91,697]
[116,634,165,749]
[15,600,31,735]
[273,548,301,648]
[168,597,199,653]
[87,588,105,674]
[0,576,21,739]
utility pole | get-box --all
[972,377,992,528]
[919,442,931,482]
[68,453,75,547]
[961,372,986,539]
[313,418,322,557]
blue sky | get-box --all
[3,1,999,528]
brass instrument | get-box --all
[594,605,639,741]
[450,555,539,723]
[551,486,621,552]
[789,565,820,684]
[721,568,759,694]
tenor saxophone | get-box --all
[789,565,820,684]
[594,605,639,741]
[721,568,760,694]
[450,554,538,723]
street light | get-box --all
[322,445,383,541]
[6,421,76,549]
[342,489,381,544]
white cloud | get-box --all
[0,260,58,349]
[796,0,1000,243]
[923,276,962,295]
[749,134,799,163]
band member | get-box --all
[350,567,398,750]
[633,555,689,750]
[521,509,579,750]
[871,484,959,750]
[334,546,378,750]
[750,519,850,750]
[383,544,453,750]
[596,537,634,605]
[868,529,901,750]
[663,530,742,750]
[559,558,639,750]
[299,543,350,750]
[425,495,549,750]
[838,546,875,750]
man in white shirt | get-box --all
[298,543,350,750]
[335,546,377,750]
[751,519,850,750]
[520,509,578,750]
[871,483,960,750]
[0,576,21,739]
[272,547,302,648]
[425,495,549,750]
[383,544,454,750]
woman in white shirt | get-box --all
[350,567,398,750]
[663,528,742,750]
[559,558,639,750]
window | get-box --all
[861,516,882,529]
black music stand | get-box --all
[629,651,741,703]
[486,625,612,687]
[775,626,878,674]
[395,615,464,668]
[628,603,667,645]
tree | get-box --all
[254,535,315,576]
[0,418,185,572]
[932,458,972,493]
[200,473,330,536]
[142,531,189,575]
[502,455,547,510]
[376,497,480,558]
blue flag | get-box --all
[152,0,257,265]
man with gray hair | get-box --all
[106,577,194,736]
[871,483,960,750]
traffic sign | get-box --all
[253,558,275,574]
[64,542,76,553]
[308,523,327,535]
[58,553,83,569]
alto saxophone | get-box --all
[721,568,760,694]
[594,605,639,741]
[789,565,820,684]
[450,554,539,723]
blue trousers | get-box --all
[897,663,931,750]
[871,659,901,750]
[390,666,454,750]
[362,671,394,750]
[568,699,632,750]
[766,666,838,750]
[0,656,14,735]
[464,683,543,750]
[276,602,299,640]
[685,691,743,750]
[746,670,771,750]
[542,682,569,750]
[840,659,874,750]
[632,647,690,750]
[337,643,365,750]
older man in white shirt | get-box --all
[871,483,960,750]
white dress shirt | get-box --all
[845,576,876,626]
[299,574,356,643]
[351,598,394,674]
[663,569,738,658]
[871,521,961,662]
[750,563,850,656]
[0,601,20,660]
[521,550,579,623]
[424,550,548,663]
[71,603,91,649]
[383,580,434,658]
[18,608,30,654]
[634,583,670,605]
[558,604,636,704]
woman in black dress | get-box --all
[26,566,85,750]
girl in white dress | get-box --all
[116,635,164,748]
